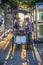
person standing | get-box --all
[14,17,20,30]
[23,17,33,49]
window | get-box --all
[38,11,43,21]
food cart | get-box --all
[5,10,32,49]
[14,10,32,49]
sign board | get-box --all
[36,2,43,10]
[36,2,43,6]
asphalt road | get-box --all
[0,27,43,65]
[0,40,43,65]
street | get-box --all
[0,40,43,65]
[0,28,43,65]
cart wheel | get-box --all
[26,43,33,50]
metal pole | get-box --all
[11,5,14,51]
[12,11,14,51]
[12,36,14,51]
[36,6,38,40]
[3,12,6,38]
